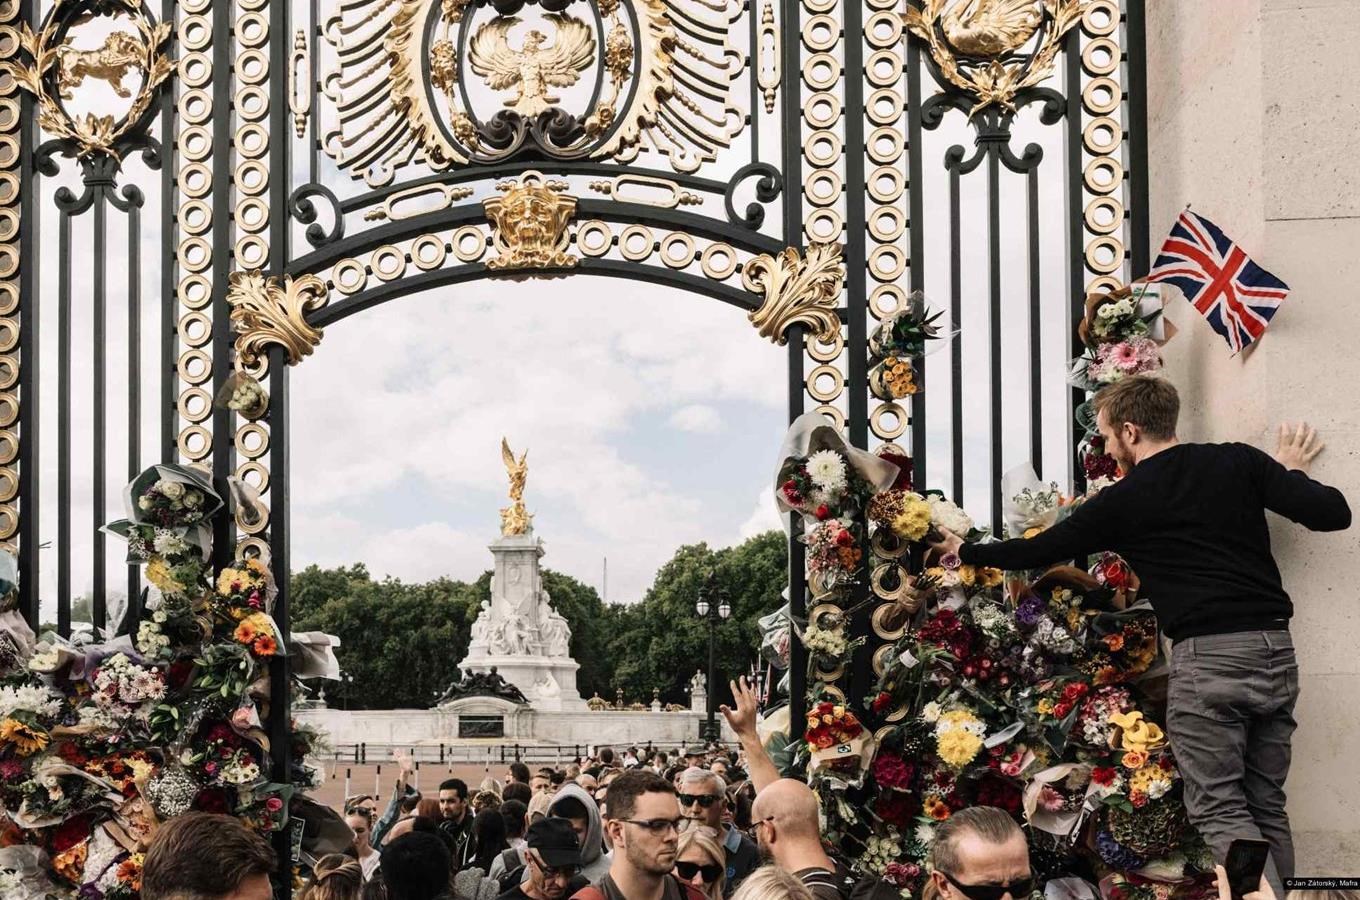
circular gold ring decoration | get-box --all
[659,233,696,269]
[236,460,271,495]
[179,87,213,123]
[0,506,16,540]
[177,310,212,348]
[869,244,907,283]
[576,220,612,257]
[872,644,896,678]
[234,122,269,161]
[869,206,906,243]
[332,258,368,295]
[866,49,903,87]
[177,237,211,274]
[868,165,905,204]
[0,357,17,392]
[237,505,269,535]
[802,0,836,12]
[867,126,905,164]
[870,284,907,319]
[179,51,211,88]
[177,348,212,385]
[871,402,909,439]
[0,432,15,465]
[1087,275,1123,295]
[864,10,904,46]
[0,466,15,503]
[0,284,16,317]
[235,85,270,122]
[818,685,846,703]
[178,425,212,461]
[814,404,845,430]
[867,88,903,126]
[619,225,655,262]
[0,318,16,354]
[804,170,842,207]
[803,92,841,128]
[177,386,212,423]
[807,330,844,363]
[0,209,16,243]
[1085,236,1124,275]
[234,235,268,269]
[805,208,843,243]
[1083,116,1122,155]
[1082,0,1120,36]
[802,52,840,90]
[806,364,845,402]
[801,14,839,51]
[803,130,842,167]
[371,244,408,281]
[234,49,269,86]
[234,159,268,195]
[452,226,487,262]
[870,527,908,560]
[178,274,212,311]
[235,422,270,459]
[236,536,271,563]
[1082,77,1122,115]
[1082,37,1121,76]
[179,162,212,198]
[699,243,738,280]
[1085,196,1124,235]
[411,234,447,270]
[1084,157,1124,195]
[179,197,213,234]
[235,10,268,47]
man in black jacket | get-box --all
[933,375,1350,895]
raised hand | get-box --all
[720,676,759,739]
[1274,422,1324,473]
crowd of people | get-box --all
[135,676,1278,900]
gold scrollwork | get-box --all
[483,172,578,271]
[903,0,1086,115]
[227,270,330,367]
[0,0,175,158]
[744,242,845,346]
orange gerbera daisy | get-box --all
[252,634,278,657]
[234,619,258,643]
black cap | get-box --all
[526,817,582,868]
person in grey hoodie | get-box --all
[490,783,611,886]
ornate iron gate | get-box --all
[2,0,1147,875]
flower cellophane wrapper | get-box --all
[290,631,342,680]
[772,413,901,522]
[808,731,877,786]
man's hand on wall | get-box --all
[1275,422,1325,473]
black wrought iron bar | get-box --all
[785,329,807,733]
[93,189,107,631]
[123,186,144,628]
[747,2,758,167]
[987,151,1002,533]
[1125,0,1150,275]
[268,347,293,879]
[16,0,41,624]
[1027,167,1042,479]
[310,0,321,185]
[948,162,963,506]
[210,0,236,568]
[160,0,178,465]
[57,208,71,637]
[1065,30,1087,494]
[907,40,926,489]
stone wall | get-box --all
[1145,0,1360,870]
[298,707,734,749]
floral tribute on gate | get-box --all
[0,464,334,899]
[770,289,1208,900]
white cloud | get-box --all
[668,404,722,433]
[736,487,782,542]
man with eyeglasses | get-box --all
[498,818,590,900]
[570,769,706,900]
[924,807,1032,900]
[677,767,759,891]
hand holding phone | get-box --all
[1219,839,1274,900]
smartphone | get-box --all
[1225,838,1271,899]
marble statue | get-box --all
[690,669,707,694]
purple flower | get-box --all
[1015,593,1045,628]
[1096,829,1145,870]
[940,552,962,570]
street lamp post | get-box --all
[342,672,354,710]
[695,571,731,742]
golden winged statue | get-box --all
[500,437,532,535]
[940,0,1043,57]
[469,14,596,118]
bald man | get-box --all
[751,780,853,899]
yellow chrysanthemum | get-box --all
[0,717,49,756]
[246,558,269,575]
[146,558,185,595]
[957,566,976,587]
[978,567,1004,588]
[216,568,244,595]
[891,494,932,541]
[936,729,983,768]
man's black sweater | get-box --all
[958,442,1351,641]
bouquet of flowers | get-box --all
[215,371,269,420]
[87,653,167,726]
[868,293,948,359]
[214,559,273,620]
[869,356,919,399]
[231,612,281,659]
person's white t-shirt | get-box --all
[359,851,381,882]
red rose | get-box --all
[265,796,284,812]
[814,504,831,520]
[50,813,94,853]
[1091,766,1117,786]
[834,529,853,547]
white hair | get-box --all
[679,766,726,793]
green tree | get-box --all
[604,531,786,706]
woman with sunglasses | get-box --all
[674,826,727,900]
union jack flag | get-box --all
[1144,209,1290,354]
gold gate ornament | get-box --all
[227,271,331,367]
[745,242,846,346]
[483,173,578,271]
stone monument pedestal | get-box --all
[457,530,587,711]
